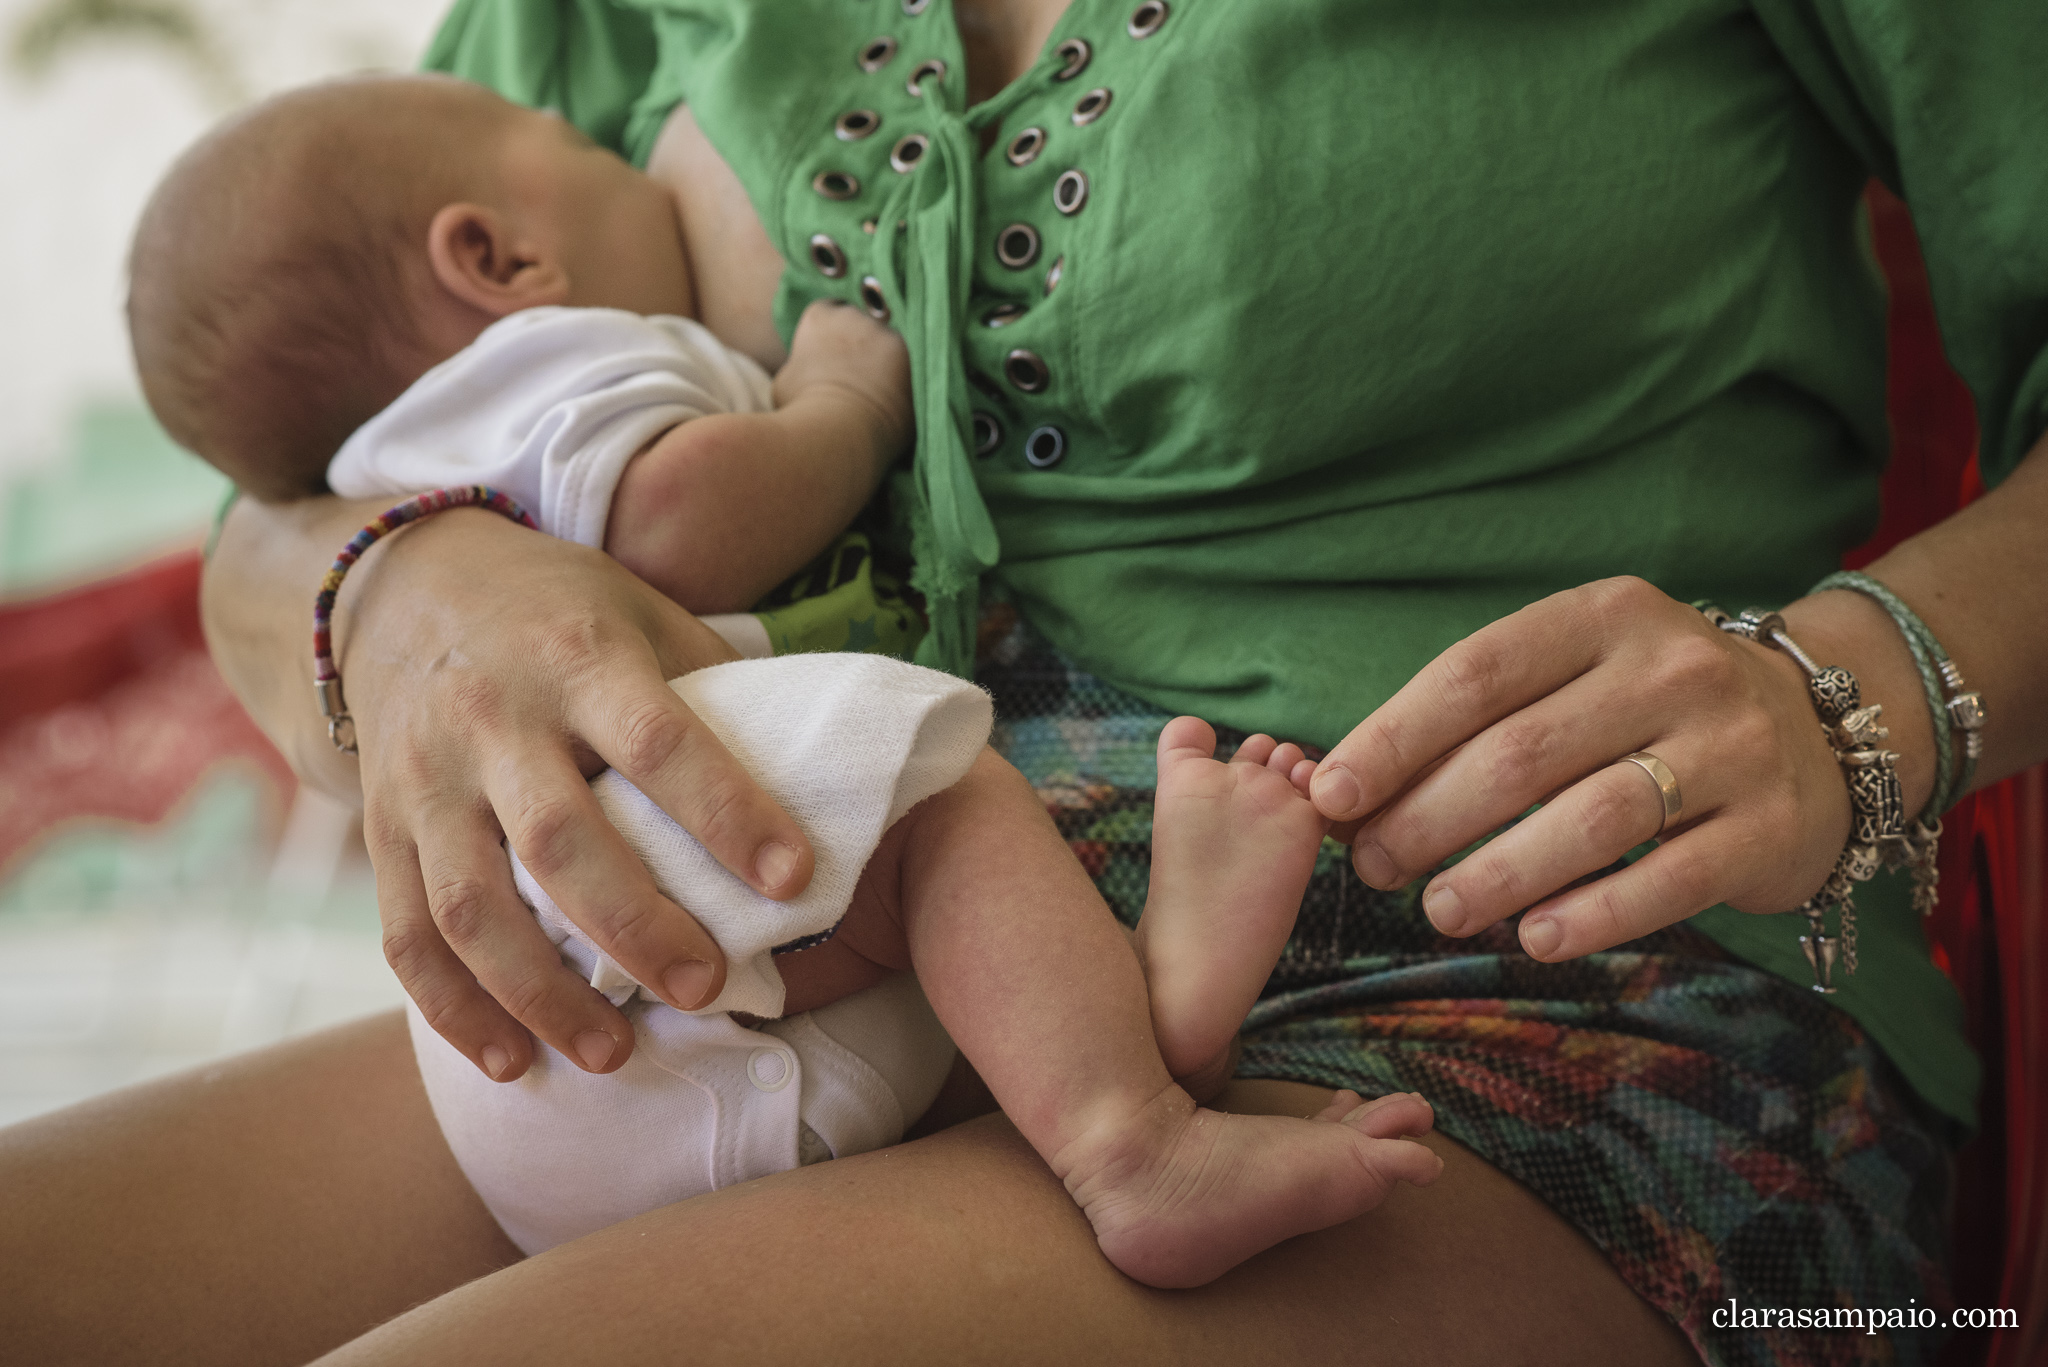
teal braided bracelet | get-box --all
[1811,572,1952,816]
[1810,571,1986,820]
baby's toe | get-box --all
[1337,1091,1436,1141]
[1310,1089,1368,1123]
[1232,733,1278,767]
[1156,715,1218,765]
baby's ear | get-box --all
[426,202,569,316]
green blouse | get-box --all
[425,0,2048,1130]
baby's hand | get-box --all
[775,299,913,456]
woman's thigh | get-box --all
[318,1077,1696,1367]
[0,1013,1697,1366]
[0,1010,519,1367]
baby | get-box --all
[128,74,1440,1289]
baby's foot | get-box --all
[1059,1086,1442,1289]
[1137,717,1328,1088]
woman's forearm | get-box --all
[1845,429,2048,793]
[1775,427,2048,825]
[201,491,396,804]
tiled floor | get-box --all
[0,781,403,1128]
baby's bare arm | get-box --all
[604,301,911,615]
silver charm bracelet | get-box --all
[1697,605,1920,993]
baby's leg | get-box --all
[857,748,1441,1289]
[1136,718,1328,1089]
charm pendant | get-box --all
[1799,909,1841,994]
[1807,666,1861,723]
[1841,749,1905,845]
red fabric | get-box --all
[1859,183,2046,1367]
[0,552,291,875]
[1848,187,1982,573]
[0,551,200,729]
[1975,772,2048,1367]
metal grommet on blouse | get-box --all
[835,109,881,141]
[982,302,1027,328]
[906,59,946,96]
[809,234,849,278]
[1005,126,1046,166]
[1071,88,1112,125]
[813,170,860,201]
[1044,255,1065,294]
[859,276,890,321]
[1127,0,1168,39]
[857,36,898,72]
[1024,425,1066,468]
[889,133,930,173]
[1053,37,1092,80]
[902,0,930,14]
[995,223,1042,269]
[1053,169,1088,216]
[972,411,1005,457]
[1004,348,1050,393]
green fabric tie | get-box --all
[874,70,1043,678]
[879,110,999,677]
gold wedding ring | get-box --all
[1621,752,1683,832]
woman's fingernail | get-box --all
[482,1044,511,1080]
[754,840,799,891]
[1521,916,1563,960]
[1352,836,1397,888]
[1423,883,1464,935]
[573,1030,618,1071]
[1311,764,1362,816]
[664,960,716,1009]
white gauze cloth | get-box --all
[516,653,994,1019]
[327,306,771,549]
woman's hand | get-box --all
[1305,576,1936,961]
[1305,433,2048,962]
[205,497,817,1082]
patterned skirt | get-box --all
[977,614,1958,1367]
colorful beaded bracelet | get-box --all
[314,486,537,755]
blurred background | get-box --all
[0,0,446,1125]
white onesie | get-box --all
[331,306,978,1254]
[332,306,771,549]
[331,305,778,657]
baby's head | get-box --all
[129,74,692,501]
